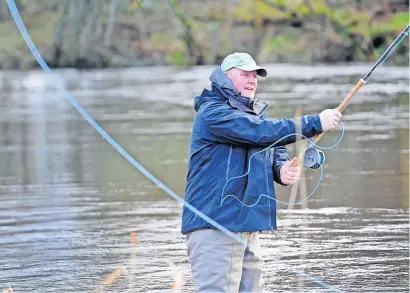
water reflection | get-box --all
[0,65,408,292]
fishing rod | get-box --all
[294,24,410,168]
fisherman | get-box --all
[181,52,341,292]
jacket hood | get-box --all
[193,89,219,112]
[209,66,238,95]
[194,67,236,112]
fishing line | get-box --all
[5,0,351,291]
[221,121,344,207]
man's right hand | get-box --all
[319,109,342,132]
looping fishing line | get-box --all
[5,1,346,291]
[221,120,345,207]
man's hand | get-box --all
[280,157,301,185]
[319,109,342,132]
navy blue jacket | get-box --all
[181,67,323,234]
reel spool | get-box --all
[303,147,325,169]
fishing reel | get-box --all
[303,147,325,169]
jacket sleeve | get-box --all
[271,146,291,186]
[200,102,323,148]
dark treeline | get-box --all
[0,0,408,69]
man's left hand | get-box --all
[280,157,301,185]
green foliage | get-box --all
[233,0,288,22]
[371,12,410,34]
[0,10,61,56]
[146,32,188,66]
[0,21,22,54]
[347,13,372,40]
[310,0,329,14]
[147,32,183,52]
[389,12,410,28]
[1,0,408,69]
[128,0,145,10]
[29,11,62,44]
[166,51,187,66]
[273,0,285,6]
[262,32,303,55]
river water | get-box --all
[0,64,408,292]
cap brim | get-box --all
[236,65,267,77]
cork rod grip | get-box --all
[290,79,366,167]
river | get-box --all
[0,64,408,292]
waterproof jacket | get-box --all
[181,67,323,234]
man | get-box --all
[181,52,341,292]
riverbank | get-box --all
[1,0,408,69]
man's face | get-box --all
[224,68,258,98]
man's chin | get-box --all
[242,91,255,99]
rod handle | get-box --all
[337,79,366,112]
[290,79,366,167]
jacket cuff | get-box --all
[275,162,289,186]
[311,114,323,134]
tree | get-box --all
[168,0,203,65]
